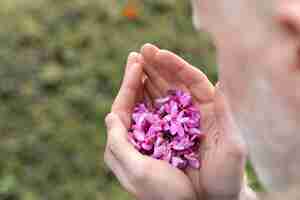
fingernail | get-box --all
[128,52,140,64]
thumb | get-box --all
[105,112,130,147]
[105,112,123,132]
[105,112,144,166]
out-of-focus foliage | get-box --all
[0,0,258,199]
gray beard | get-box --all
[230,78,300,193]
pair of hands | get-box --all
[104,44,251,200]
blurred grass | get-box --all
[0,0,259,199]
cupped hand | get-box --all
[104,52,197,200]
[140,44,249,200]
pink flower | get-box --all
[171,157,187,169]
[184,153,201,169]
[128,90,204,170]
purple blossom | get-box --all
[128,90,204,170]
[171,157,187,169]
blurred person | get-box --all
[104,0,300,199]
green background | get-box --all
[0,0,261,199]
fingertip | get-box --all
[141,43,159,52]
[140,43,159,61]
[127,51,140,66]
[124,61,143,82]
[128,51,139,59]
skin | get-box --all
[192,0,300,193]
[141,44,247,200]
[105,52,197,200]
[105,47,252,200]
[105,0,300,199]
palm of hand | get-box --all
[107,51,197,200]
[190,96,246,199]
[140,44,247,199]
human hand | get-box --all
[140,43,249,200]
[104,52,197,200]
[215,1,300,192]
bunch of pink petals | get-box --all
[128,90,204,170]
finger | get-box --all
[140,44,172,94]
[142,44,189,91]
[142,80,154,105]
[214,85,246,154]
[125,52,144,103]
[156,50,214,103]
[144,48,214,103]
[143,62,171,95]
[104,150,136,194]
[141,43,160,63]
[185,168,204,200]
[144,76,162,99]
[127,51,141,67]
[135,63,146,104]
[112,54,143,128]
[144,88,153,105]
[105,113,145,168]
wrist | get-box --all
[205,186,257,200]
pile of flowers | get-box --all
[128,90,204,170]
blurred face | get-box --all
[191,0,300,192]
